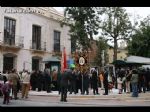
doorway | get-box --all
[32,58,40,71]
[3,56,14,71]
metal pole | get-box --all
[82,73,83,94]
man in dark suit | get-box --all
[103,68,109,95]
[60,69,70,102]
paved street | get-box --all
[0,89,150,107]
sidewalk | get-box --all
[28,88,119,96]
[28,88,150,100]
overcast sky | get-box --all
[53,7,150,19]
[53,7,150,46]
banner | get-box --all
[61,47,67,72]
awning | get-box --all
[126,56,150,64]
[112,59,143,67]
[43,56,60,62]
[112,60,126,65]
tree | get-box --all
[99,7,132,61]
[128,16,150,57]
[94,37,108,67]
[64,7,100,51]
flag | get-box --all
[61,47,67,72]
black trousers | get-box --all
[38,83,42,91]
[31,83,36,91]
[61,86,67,101]
[93,87,98,94]
[46,83,51,93]
[70,82,76,94]
[138,81,146,92]
[0,90,3,96]
[104,82,108,94]
[3,92,9,104]
[83,85,89,95]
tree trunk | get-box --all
[114,37,118,89]
[114,37,118,62]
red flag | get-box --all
[61,47,67,72]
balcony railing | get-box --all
[30,40,46,51]
[0,33,24,48]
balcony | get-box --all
[0,34,24,51]
[52,51,62,57]
[30,40,46,54]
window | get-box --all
[4,17,16,45]
[32,25,41,50]
[3,56,14,71]
[54,30,60,52]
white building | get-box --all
[0,7,71,72]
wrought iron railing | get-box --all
[30,40,46,51]
[0,32,24,48]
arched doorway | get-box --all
[3,53,17,71]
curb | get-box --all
[28,94,150,101]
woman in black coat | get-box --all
[91,70,99,95]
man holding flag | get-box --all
[60,47,70,102]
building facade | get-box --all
[107,46,128,64]
[0,7,71,72]
[88,40,98,66]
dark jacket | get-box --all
[30,72,38,84]
[104,70,108,83]
[131,74,138,83]
[91,71,98,88]
[45,73,51,84]
[60,71,70,88]
[83,73,90,88]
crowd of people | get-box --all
[0,68,59,104]
[115,67,150,97]
[0,66,150,104]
